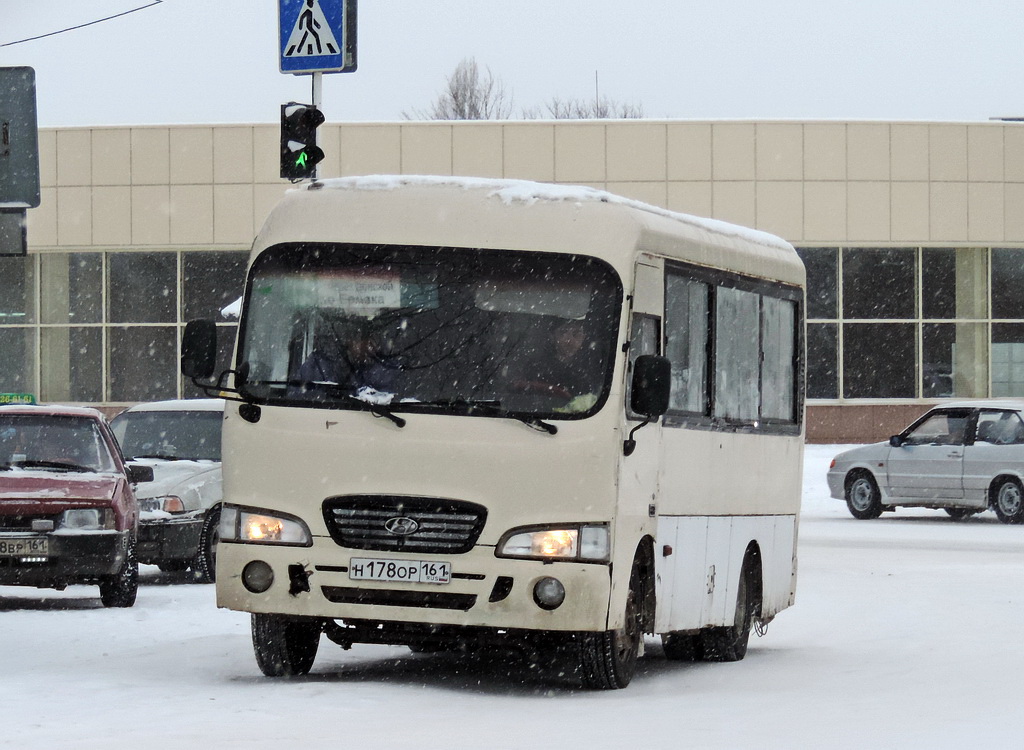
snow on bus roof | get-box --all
[304,175,794,253]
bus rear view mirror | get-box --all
[630,355,671,418]
[181,319,218,380]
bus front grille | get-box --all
[322,495,487,554]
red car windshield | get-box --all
[0,415,118,474]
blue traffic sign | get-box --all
[279,0,357,75]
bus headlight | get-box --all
[219,505,312,546]
[496,524,609,562]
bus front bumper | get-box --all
[214,537,613,634]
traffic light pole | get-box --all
[311,72,323,180]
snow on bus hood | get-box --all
[129,458,220,500]
[0,472,119,505]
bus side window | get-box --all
[664,274,710,415]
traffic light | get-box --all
[280,103,325,180]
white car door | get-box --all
[886,409,969,501]
[961,409,1024,507]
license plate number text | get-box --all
[349,558,451,584]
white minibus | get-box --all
[182,175,805,689]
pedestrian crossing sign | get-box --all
[279,0,357,74]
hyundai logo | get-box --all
[384,516,420,536]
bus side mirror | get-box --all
[181,319,218,380]
[625,355,671,457]
[630,355,671,418]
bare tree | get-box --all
[404,57,514,120]
[525,96,645,120]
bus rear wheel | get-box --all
[579,557,644,689]
[661,631,703,661]
[251,613,323,677]
[701,557,758,662]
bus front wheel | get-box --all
[251,613,323,677]
[579,556,644,689]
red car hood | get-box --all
[0,472,120,512]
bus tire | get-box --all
[579,556,644,689]
[992,477,1024,524]
[845,471,883,520]
[700,556,758,662]
[251,613,323,677]
[192,505,221,584]
[661,631,704,661]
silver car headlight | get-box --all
[496,524,609,562]
[59,508,115,531]
[219,505,311,546]
[139,495,186,513]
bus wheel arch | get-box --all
[192,503,222,584]
[578,540,654,690]
[700,543,762,662]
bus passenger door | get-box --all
[619,261,664,597]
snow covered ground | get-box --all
[4,444,1023,749]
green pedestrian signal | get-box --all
[280,102,325,180]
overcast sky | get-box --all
[3,0,1024,128]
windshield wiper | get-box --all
[414,399,557,435]
[129,453,183,461]
[14,459,97,473]
[242,380,407,428]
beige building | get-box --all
[4,119,1024,441]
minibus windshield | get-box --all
[237,243,623,419]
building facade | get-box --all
[4,120,1024,440]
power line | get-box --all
[0,1,164,47]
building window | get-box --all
[842,248,915,320]
[108,252,178,324]
[108,326,179,402]
[992,249,1024,320]
[0,256,36,324]
[183,251,248,321]
[0,250,247,404]
[801,246,1003,401]
[842,322,916,398]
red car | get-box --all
[0,404,152,607]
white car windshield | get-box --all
[112,411,222,461]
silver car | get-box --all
[827,400,1024,523]
[111,399,225,580]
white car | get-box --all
[111,399,225,581]
[827,400,1024,523]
